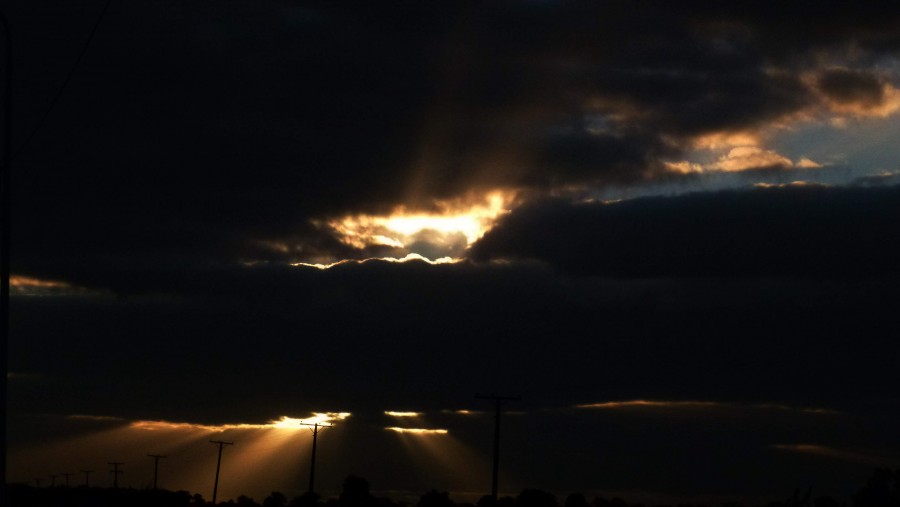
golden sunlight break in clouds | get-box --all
[385,427,449,435]
[129,413,351,432]
[385,411,423,417]
[319,190,516,262]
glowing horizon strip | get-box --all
[384,411,423,417]
[576,399,839,414]
[441,409,478,415]
[385,427,449,435]
[10,275,72,288]
[577,400,721,409]
[292,253,459,270]
[771,444,897,465]
[128,413,351,432]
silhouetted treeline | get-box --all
[7,469,899,507]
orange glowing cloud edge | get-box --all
[664,76,900,177]
[385,427,449,435]
[576,399,839,415]
[385,411,423,417]
[771,444,898,466]
[67,408,484,433]
[293,190,519,269]
[69,413,353,432]
[10,275,72,288]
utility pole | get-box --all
[476,394,521,503]
[0,14,12,507]
[61,472,73,487]
[49,475,57,487]
[147,454,166,490]
[108,462,124,489]
[300,422,332,494]
[209,440,233,505]
[34,478,41,488]
[80,470,94,487]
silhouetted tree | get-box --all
[814,496,842,507]
[236,495,261,507]
[854,469,900,507]
[265,492,289,507]
[292,491,322,507]
[565,494,588,507]
[516,489,557,507]
[340,476,375,507]
[478,495,497,507]
[419,490,455,507]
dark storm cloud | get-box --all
[8,1,900,278]
[471,184,900,278]
[817,69,886,107]
[9,258,900,424]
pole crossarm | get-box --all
[299,421,333,494]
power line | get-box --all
[209,440,233,504]
[11,0,114,162]
[61,472,73,487]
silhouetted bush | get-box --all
[854,469,900,507]
[565,493,589,507]
[419,490,455,507]
[516,489,557,507]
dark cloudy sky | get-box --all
[5,0,900,504]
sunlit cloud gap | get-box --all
[292,253,457,270]
[576,400,839,414]
[298,190,516,267]
[385,427,449,435]
[384,411,423,417]
[441,409,480,415]
[127,413,351,432]
[10,275,71,288]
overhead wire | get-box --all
[12,0,114,161]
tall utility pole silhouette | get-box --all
[147,454,167,490]
[209,440,233,505]
[300,422,332,494]
[81,470,94,487]
[62,473,73,487]
[49,475,57,487]
[476,394,521,502]
[108,462,124,489]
